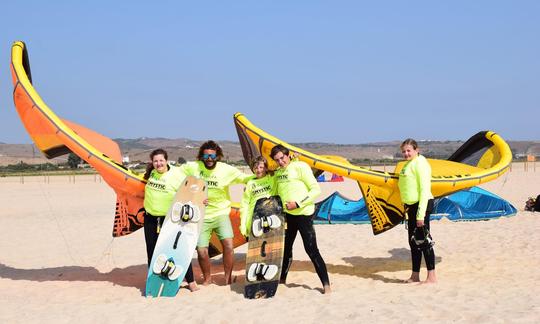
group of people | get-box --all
[240,145,331,293]
[142,138,437,295]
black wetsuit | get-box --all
[280,213,330,286]
[405,202,435,272]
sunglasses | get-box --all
[202,153,217,160]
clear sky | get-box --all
[1,1,538,144]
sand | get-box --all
[0,163,539,323]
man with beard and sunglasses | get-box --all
[181,140,252,285]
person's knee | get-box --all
[197,247,209,259]
[221,239,233,252]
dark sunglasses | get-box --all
[203,153,217,160]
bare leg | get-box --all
[422,270,437,284]
[404,271,420,283]
[221,238,234,285]
[197,247,212,285]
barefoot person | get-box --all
[398,139,437,284]
[181,141,251,285]
[143,148,199,292]
[271,144,331,294]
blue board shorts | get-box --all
[197,213,234,248]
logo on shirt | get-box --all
[147,180,166,191]
[252,184,272,195]
[199,171,219,188]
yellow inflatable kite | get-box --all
[233,113,512,234]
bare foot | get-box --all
[403,272,420,283]
[202,278,212,286]
[323,284,332,294]
[224,274,238,285]
[420,279,437,285]
[421,275,437,284]
[188,282,200,292]
[421,270,437,284]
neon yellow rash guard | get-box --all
[398,154,434,220]
[181,161,252,219]
[144,165,187,216]
[274,160,321,216]
[239,174,277,236]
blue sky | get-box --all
[1,1,538,144]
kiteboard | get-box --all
[145,176,206,297]
[244,196,285,299]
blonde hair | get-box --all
[250,156,268,172]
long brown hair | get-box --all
[144,148,168,180]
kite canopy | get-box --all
[314,187,517,224]
[314,192,369,224]
[431,187,517,221]
[10,41,246,255]
[11,41,146,237]
[234,112,513,235]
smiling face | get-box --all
[202,149,217,169]
[252,161,267,178]
[401,144,419,161]
[152,154,168,173]
[272,151,291,168]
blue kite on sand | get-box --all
[314,187,517,224]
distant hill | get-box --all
[1,138,539,166]
[114,138,245,164]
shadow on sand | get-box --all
[0,248,441,296]
[286,248,442,284]
[210,248,442,294]
[0,262,147,293]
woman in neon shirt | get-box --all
[398,139,437,284]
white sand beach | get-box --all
[0,163,539,323]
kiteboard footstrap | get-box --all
[246,263,279,282]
